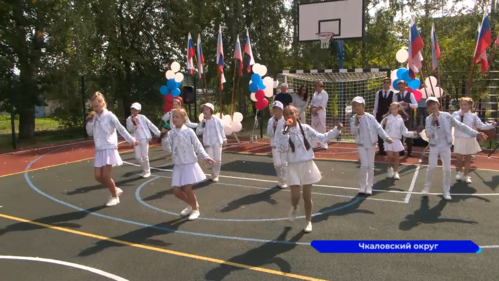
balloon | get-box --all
[396,68,407,79]
[249,82,259,93]
[392,79,401,89]
[263,76,273,85]
[424,76,438,88]
[252,63,261,74]
[390,70,398,81]
[251,73,262,84]
[433,87,444,98]
[160,86,169,95]
[198,113,204,122]
[255,98,269,110]
[165,70,175,79]
[174,73,184,83]
[176,82,181,88]
[264,86,273,98]
[413,90,422,102]
[222,115,232,125]
[214,113,221,119]
[172,88,181,97]
[256,65,267,76]
[402,71,412,83]
[408,78,420,90]
[233,112,243,123]
[420,130,429,141]
[255,90,265,101]
[164,94,174,102]
[258,80,265,90]
[231,122,242,132]
[167,79,177,89]
[250,92,257,102]
[406,87,413,93]
[396,49,409,63]
[223,124,233,135]
[421,87,432,98]
[171,62,180,72]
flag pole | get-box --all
[230,61,238,116]
[466,58,476,96]
[477,43,497,105]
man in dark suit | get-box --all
[396,80,418,157]
[373,77,396,156]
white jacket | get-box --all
[162,125,209,165]
[161,111,198,129]
[126,114,161,141]
[276,122,340,163]
[425,112,478,147]
[86,109,136,151]
[381,114,416,140]
[452,110,495,139]
[350,113,389,146]
[266,116,285,147]
[196,117,227,146]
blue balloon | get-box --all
[258,80,266,90]
[402,71,412,83]
[392,79,401,89]
[249,82,259,93]
[167,79,177,89]
[251,73,262,84]
[172,88,181,97]
[160,86,168,95]
[396,68,407,78]
[176,82,181,88]
[408,79,420,90]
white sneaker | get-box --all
[443,192,452,201]
[456,172,463,181]
[188,210,200,221]
[394,172,400,180]
[288,206,297,222]
[358,186,366,194]
[212,176,219,182]
[304,221,312,233]
[142,172,151,178]
[366,186,372,195]
[387,167,394,178]
[464,176,472,184]
[116,188,123,197]
[422,187,429,197]
[180,206,193,216]
[280,183,288,189]
[105,197,120,207]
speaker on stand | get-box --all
[182,86,196,122]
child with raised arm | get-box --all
[126,102,161,178]
[86,92,138,207]
[196,103,226,182]
[162,108,216,221]
[267,101,287,189]
[350,96,393,195]
[277,105,342,233]
[423,97,487,200]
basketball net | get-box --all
[317,32,334,49]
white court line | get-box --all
[404,153,425,203]
[0,256,128,281]
[480,245,499,248]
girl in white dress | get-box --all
[196,103,227,182]
[310,81,329,149]
[86,92,138,207]
[277,105,342,233]
[381,102,418,180]
[162,108,215,221]
[266,101,287,188]
[452,97,496,183]
[291,85,309,123]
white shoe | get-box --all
[304,221,312,233]
[105,197,120,207]
[456,172,463,181]
[180,206,193,216]
[288,206,297,222]
[464,176,472,184]
[394,172,400,180]
[366,186,372,195]
[116,188,123,197]
[443,192,452,201]
[280,183,288,189]
[358,186,366,194]
[142,172,151,178]
[387,167,394,178]
[422,187,429,197]
[212,176,219,182]
[188,210,200,221]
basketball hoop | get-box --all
[316,32,334,49]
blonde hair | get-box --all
[89,91,107,108]
[171,108,188,124]
[459,96,473,106]
[383,102,409,120]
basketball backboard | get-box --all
[299,0,365,42]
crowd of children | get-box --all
[85,85,495,232]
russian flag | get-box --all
[475,22,489,75]
[186,33,196,74]
[474,11,491,74]
[234,34,243,77]
[216,25,226,89]
[408,17,424,79]
[197,34,204,78]
[244,29,255,73]
[431,23,441,72]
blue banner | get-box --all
[311,240,481,253]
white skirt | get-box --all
[172,162,206,187]
[384,139,405,152]
[94,149,123,168]
[286,160,322,186]
[454,138,481,155]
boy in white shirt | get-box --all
[267,101,287,188]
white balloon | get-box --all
[257,65,267,76]
[165,70,175,79]
[233,112,244,123]
[222,115,232,125]
[231,122,242,132]
[433,87,444,98]
[198,113,204,122]
[223,124,233,135]
[252,63,261,74]
[420,130,429,141]
[421,87,433,98]
[214,112,221,119]
[264,87,274,98]
[250,92,257,102]
[263,76,273,85]
[396,49,409,63]
[174,73,184,83]
[171,62,181,72]
[263,76,274,98]
[424,76,438,88]
[390,70,398,81]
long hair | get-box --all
[283,106,311,153]
[298,85,309,101]
[383,102,409,120]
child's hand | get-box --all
[132,140,139,147]
[336,122,343,129]
[413,131,418,137]
[383,119,387,125]
[205,157,216,165]
[86,114,94,121]
[477,132,488,142]
[492,121,497,127]
[386,137,394,144]
[161,128,168,133]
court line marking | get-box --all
[0,255,128,281]
[404,152,426,203]
[0,214,326,281]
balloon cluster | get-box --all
[422,76,444,98]
[198,112,244,136]
[248,63,274,110]
[392,68,422,99]
[160,62,183,113]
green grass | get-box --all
[0,117,61,135]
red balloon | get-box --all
[405,87,414,93]
[164,94,174,103]
[255,90,265,101]
[163,103,173,113]
[255,98,269,110]
[413,90,422,102]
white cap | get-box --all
[426,97,440,104]
[130,102,141,110]
[351,96,365,104]
[202,103,215,112]
[272,101,283,110]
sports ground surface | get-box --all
[0,140,498,280]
